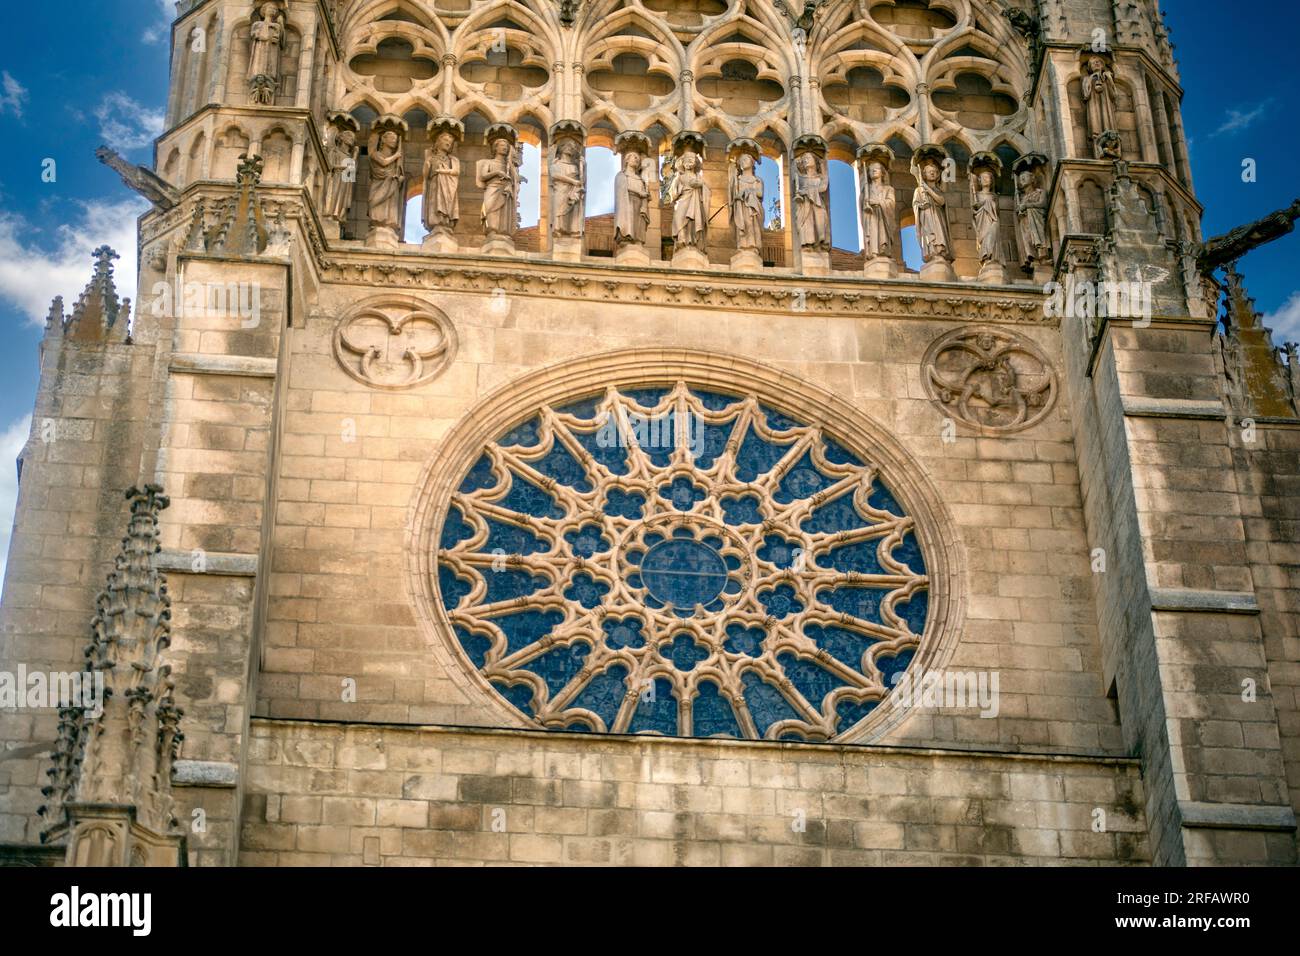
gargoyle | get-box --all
[95,145,180,212]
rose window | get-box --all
[435,383,929,741]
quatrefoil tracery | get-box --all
[436,382,930,741]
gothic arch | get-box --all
[407,348,966,745]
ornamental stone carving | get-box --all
[922,326,1057,433]
[247,1,288,105]
[332,298,457,390]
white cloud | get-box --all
[95,92,164,152]
[0,71,28,118]
[0,198,147,325]
[1265,291,1300,344]
[142,0,175,44]
[0,414,33,588]
[1212,99,1273,137]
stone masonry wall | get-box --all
[239,718,1149,865]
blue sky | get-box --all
[0,0,1295,578]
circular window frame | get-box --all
[407,348,966,744]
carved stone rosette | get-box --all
[922,326,1058,434]
[332,297,457,390]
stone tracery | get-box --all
[434,381,931,741]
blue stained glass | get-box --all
[800,491,870,535]
[628,678,678,734]
[483,517,549,557]
[893,530,926,574]
[822,436,863,466]
[492,680,536,716]
[438,565,472,610]
[630,412,676,468]
[693,682,741,737]
[454,626,492,669]
[493,608,565,656]
[723,623,764,657]
[624,387,671,409]
[866,481,904,517]
[563,572,610,609]
[661,634,709,671]
[778,651,847,712]
[835,696,879,730]
[876,647,916,689]
[568,663,629,729]
[659,475,706,512]
[693,389,741,411]
[805,623,879,674]
[640,539,727,608]
[575,425,629,475]
[497,472,565,520]
[459,454,498,493]
[758,583,804,618]
[741,671,801,736]
[441,382,932,744]
[897,589,929,635]
[500,417,542,448]
[482,567,549,605]
[529,440,593,492]
[603,616,646,649]
[817,585,888,620]
[564,523,610,558]
[720,494,764,526]
[520,641,591,698]
[775,451,836,504]
[603,488,645,520]
[762,405,801,432]
[686,420,734,470]
[757,534,801,569]
[735,426,793,482]
[440,505,475,549]
[554,395,602,419]
[817,537,886,574]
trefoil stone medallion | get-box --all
[922,326,1057,434]
[433,382,932,742]
[332,297,456,389]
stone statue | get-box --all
[1015,168,1050,267]
[912,156,953,263]
[793,152,830,251]
[729,153,765,253]
[860,160,895,259]
[550,139,585,239]
[422,131,460,236]
[248,1,287,105]
[669,149,709,250]
[323,125,359,225]
[1082,54,1118,159]
[367,128,404,241]
[478,134,520,239]
[614,149,650,247]
[971,167,1000,265]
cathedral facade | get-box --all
[1,0,1298,867]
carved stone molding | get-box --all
[922,326,1058,434]
[332,296,457,390]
